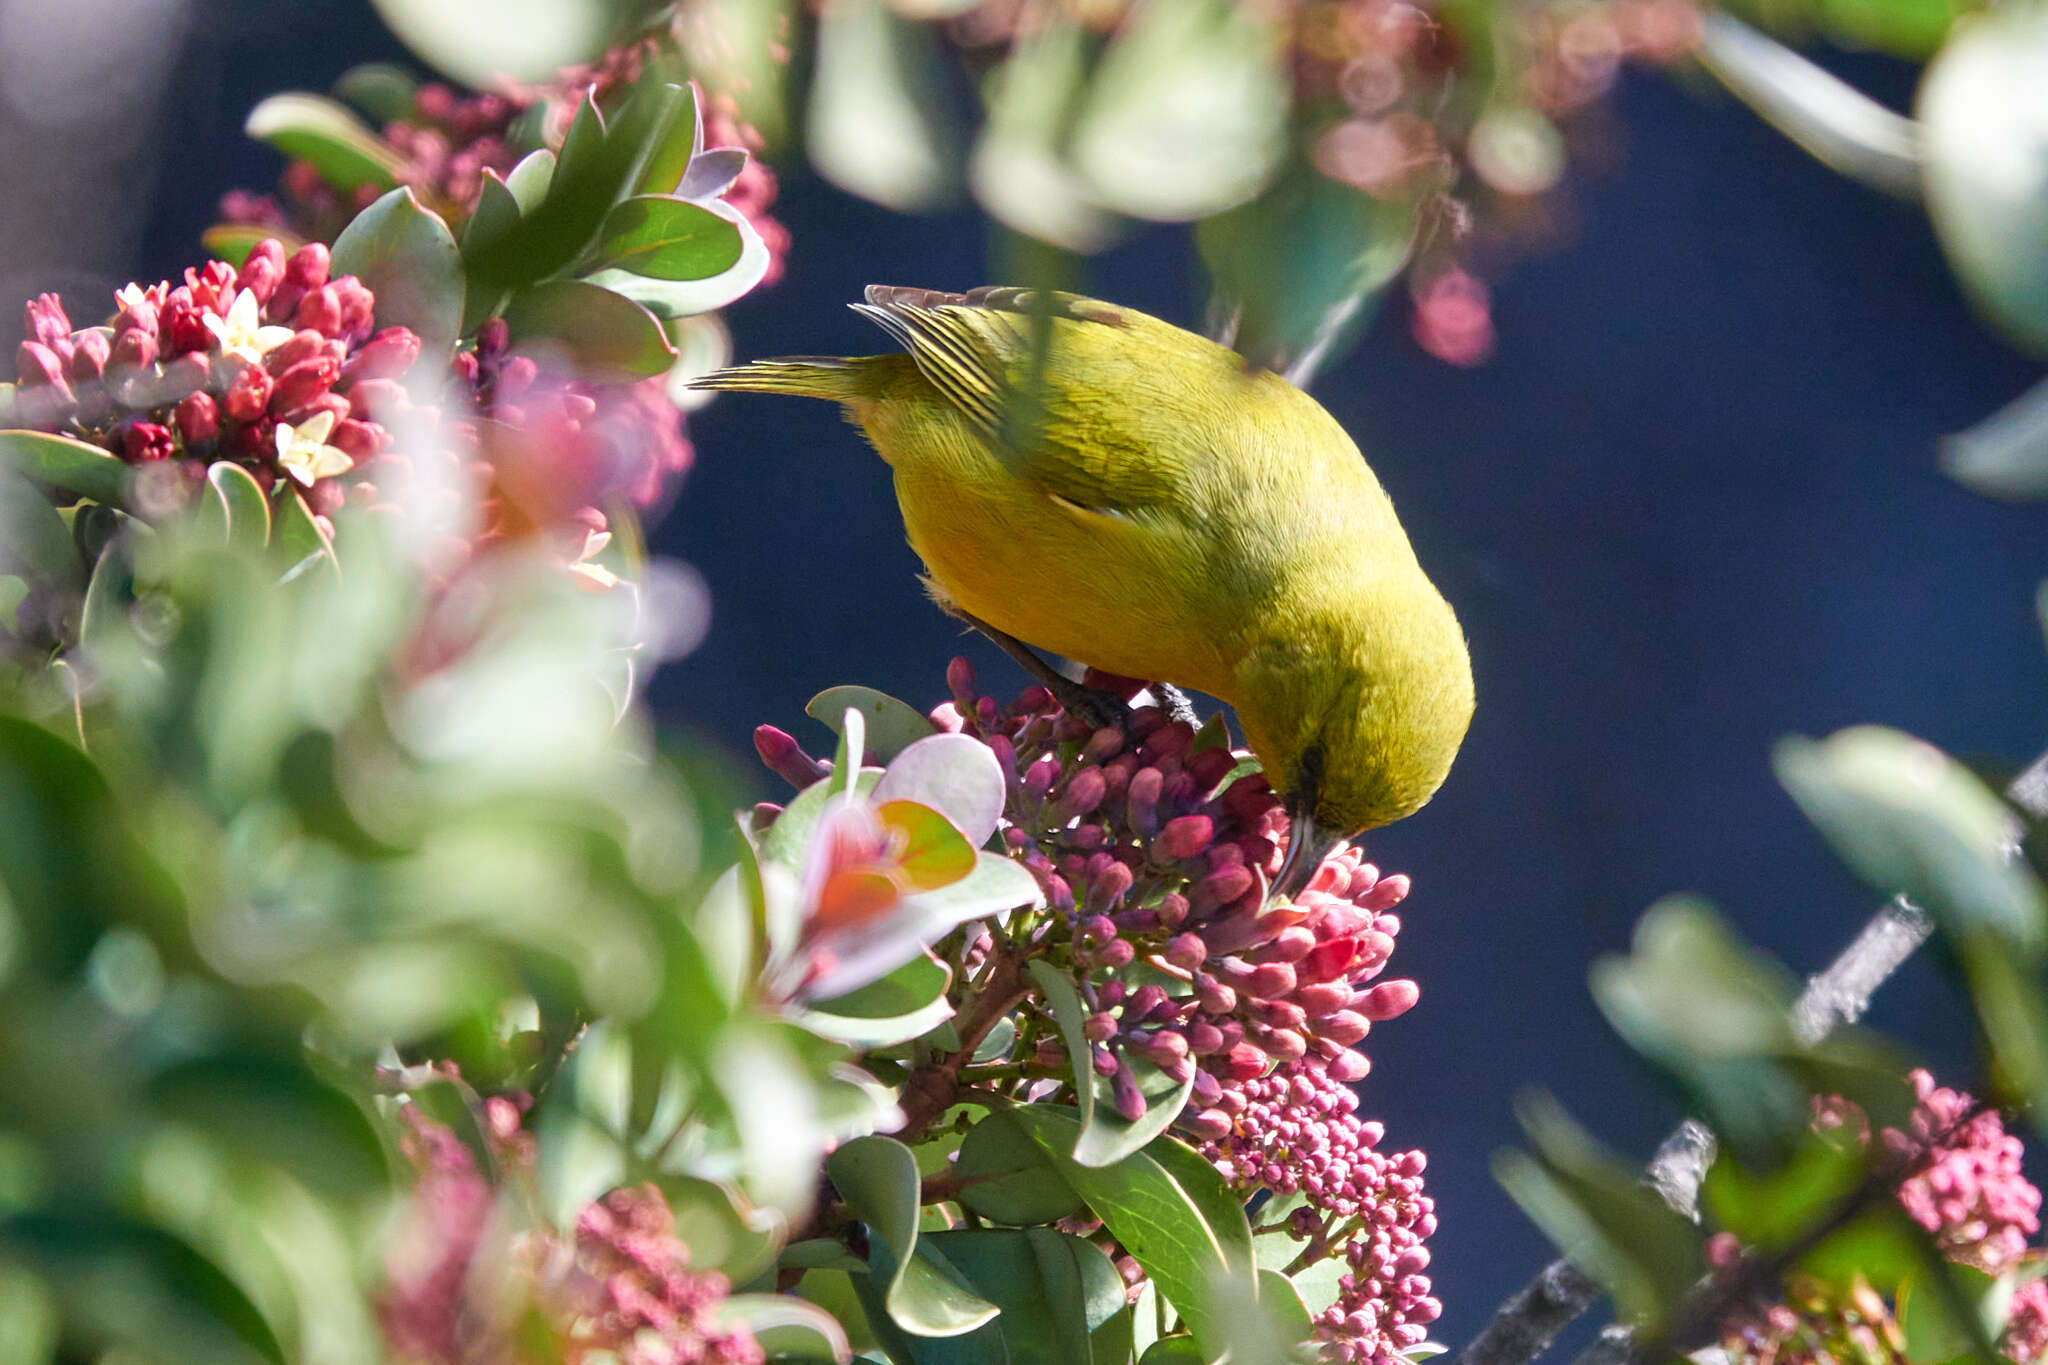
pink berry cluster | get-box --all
[223,43,787,285]
[921,658,1422,1132]
[1713,1071,2046,1365]
[1203,1059,1441,1364]
[378,1101,761,1365]
[1886,1069,2041,1275]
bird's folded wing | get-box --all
[852,284,1198,518]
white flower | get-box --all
[274,410,353,487]
[202,289,294,364]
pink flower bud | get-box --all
[109,326,157,372]
[271,355,339,416]
[1184,1109,1231,1141]
[16,340,69,391]
[1327,1048,1370,1082]
[1185,1021,1226,1054]
[753,725,826,788]
[1249,926,1317,965]
[122,421,173,462]
[223,364,273,422]
[1319,1011,1371,1046]
[283,242,330,292]
[293,285,342,335]
[341,326,422,386]
[1162,933,1207,971]
[1190,864,1255,915]
[1098,939,1135,969]
[1152,814,1214,862]
[331,277,375,338]
[1256,1027,1307,1060]
[1022,752,1058,802]
[161,294,212,357]
[64,329,109,382]
[477,317,509,357]
[1294,982,1351,1017]
[1221,1043,1267,1081]
[1361,873,1410,912]
[113,299,157,342]
[25,293,71,350]
[1193,975,1237,1015]
[174,391,219,446]
[1082,727,1125,764]
[1084,860,1133,913]
[330,419,386,460]
[238,239,286,304]
[1083,1012,1117,1043]
[1357,979,1419,1021]
[1111,1064,1147,1122]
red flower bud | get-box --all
[237,239,286,304]
[161,295,212,357]
[174,391,219,446]
[1298,937,1361,985]
[753,725,827,789]
[1220,1043,1267,1081]
[330,419,387,460]
[1183,1109,1232,1142]
[16,340,71,394]
[1244,962,1296,999]
[223,363,274,422]
[264,328,329,375]
[161,352,210,394]
[1191,864,1255,913]
[1186,747,1236,792]
[330,277,375,339]
[108,325,157,373]
[122,421,174,462]
[270,355,339,416]
[283,242,330,292]
[1319,1011,1371,1046]
[342,327,422,385]
[344,377,411,422]
[1152,814,1214,862]
[66,330,109,382]
[1111,1064,1147,1123]
[112,299,157,341]
[1356,979,1419,1021]
[25,293,71,351]
[293,285,342,335]
[476,317,508,357]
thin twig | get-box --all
[1453,746,2048,1365]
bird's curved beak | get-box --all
[1273,798,1334,901]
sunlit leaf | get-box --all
[717,1292,855,1363]
[828,1135,999,1336]
[368,0,668,86]
[197,462,272,554]
[872,734,1006,849]
[970,17,1114,253]
[585,199,772,317]
[243,93,406,194]
[0,430,127,505]
[501,280,677,381]
[955,1110,1085,1225]
[808,686,938,764]
[798,952,957,1047]
[330,188,465,359]
[595,194,745,280]
[807,0,959,212]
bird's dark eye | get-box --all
[1298,742,1327,804]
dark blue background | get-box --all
[133,3,2048,1351]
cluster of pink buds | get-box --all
[6,240,696,593]
[11,241,397,512]
[1712,1071,2046,1365]
[378,1103,761,1365]
[922,658,1421,1129]
[1203,1060,1440,1364]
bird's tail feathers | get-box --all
[688,356,872,401]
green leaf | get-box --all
[1701,1133,1866,1254]
[202,223,305,268]
[798,953,957,1047]
[1138,1336,1206,1363]
[0,430,127,504]
[243,92,407,193]
[270,484,337,581]
[955,1110,1085,1225]
[1942,377,2048,501]
[505,148,558,212]
[0,1213,285,1364]
[464,79,691,292]
[594,194,745,281]
[501,280,676,381]
[872,734,1008,848]
[330,188,465,359]
[1776,727,2048,951]
[367,0,669,86]
[1897,1242,2009,1364]
[461,170,524,261]
[1496,1093,1707,1332]
[1008,1105,1250,1358]
[1025,961,1192,1167]
[1069,0,1289,223]
[658,1176,786,1285]
[198,463,272,554]
[717,1292,855,1363]
[807,0,958,212]
[969,17,1114,253]
[902,853,1045,930]
[882,1228,1130,1364]
[332,63,419,123]
[0,468,79,585]
[146,1054,387,1198]
[582,199,771,317]
[1588,898,1812,1165]
[827,1136,999,1336]
[807,685,939,764]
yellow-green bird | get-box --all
[694,285,1473,892]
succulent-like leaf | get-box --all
[330,188,466,358]
[0,430,128,505]
[955,1110,1086,1225]
[808,685,939,764]
[594,194,745,281]
[244,92,407,193]
[828,1135,1000,1336]
[501,279,677,381]
[872,733,1006,848]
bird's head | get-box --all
[1234,584,1474,898]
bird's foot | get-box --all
[948,608,1136,731]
